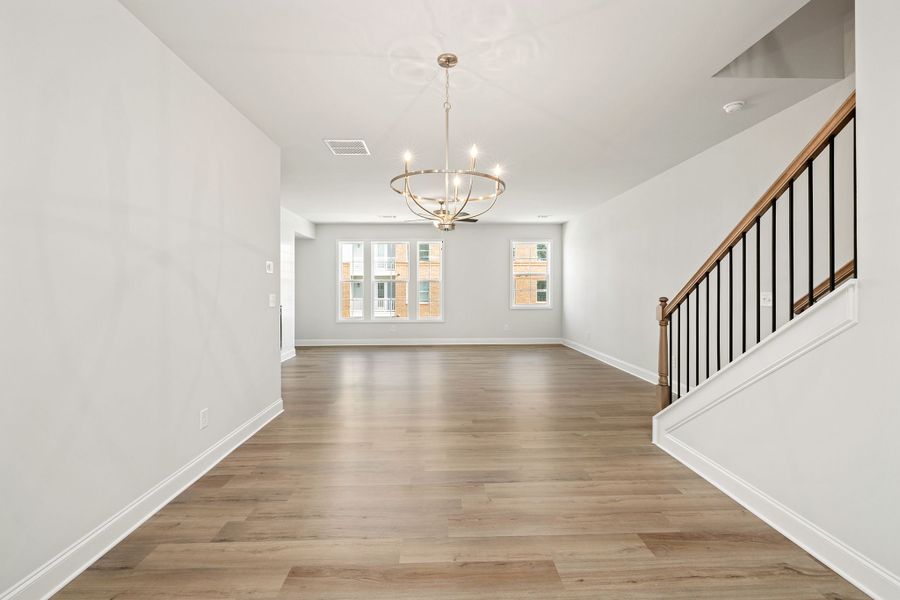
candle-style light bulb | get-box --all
[403,151,412,164]
[493,164,502,176]
[469,145,478,158]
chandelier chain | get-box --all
[443,67,451,110]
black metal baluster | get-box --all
[789,181,795,321]
[716,261,721,371]
[695,287,699,386]
[829,137,836,291]
[742,232,747,354]
[808,162,814,308]
[772,198,777,334]
[755,217,761,344]
[668,318,673,403]
[705,273,710,380]
[728,247,733,363]
[686,292,691,393]
[677,306,681,399]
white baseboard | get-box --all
[295,337,563,347]
[654,281,900,599]
[658,435,899,600]
[2,398,284,600]
[561,338,656,384]
[280,348,296,362]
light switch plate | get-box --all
[269,293,277,307]
[265,260,274,274]
[760,292,773,307]
[200,408,209,430]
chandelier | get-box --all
[390,53,506,231]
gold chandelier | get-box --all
[390,53,506,231]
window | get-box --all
[536,279,548,303]
[372,242,409,319]
[416,241,443,319]
[337,240,443,321]
[338,241,364,320]
[511,240,551,309]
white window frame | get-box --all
[336,240,366,321]
[510,239,552,310]
[371,241,409,320]
[416,240,444,321]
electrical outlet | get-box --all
[269,293,277,307]
[265,260,274,274]
[503,323,510,331]
[760,292,773,307]
[389,324,397,333]
[200,408,209,430]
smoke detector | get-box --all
[323,139,370,156]
[723,101,746,114]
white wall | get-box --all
[295,224,562,343]
[0,2,281,597]
[658,4,900,597]
[563,75,856,377]
[280,208,315,360]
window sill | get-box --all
[336,318,445,324]
[509,304,553,310]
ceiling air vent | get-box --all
[323,139,370,156]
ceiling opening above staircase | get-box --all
[715,0,854,80]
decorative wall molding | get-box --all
[654,280,858,439]
[295,337,563,347]
[561,338,657,383]
[653,281,899,599]
[280,348,296,362]
[1,398,284,600]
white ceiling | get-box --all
[120,0,841,224]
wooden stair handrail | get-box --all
[793,261,855,315]
[663,91,856,318]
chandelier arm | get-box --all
[405,195,438,221]
[404,189,440,220]
[457,183,501,220]
[451,167,476,220]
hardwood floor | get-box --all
[56,345,867,599]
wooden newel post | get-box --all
[656,297,670,412]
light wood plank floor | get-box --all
[57,345,867,599]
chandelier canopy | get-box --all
[390,53,506,231]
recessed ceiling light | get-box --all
[723,101,745,114]
[378,215,397,219]
[537,215,551,219]
[323,139,370,156]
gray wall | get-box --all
[562,75,856,374]
[0,0,281,593]
[295,223,563,343]
[280,208,316,360]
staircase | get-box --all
[654,92,857,410]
